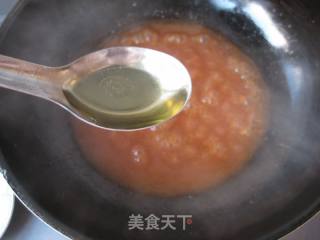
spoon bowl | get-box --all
[0,47,192,130]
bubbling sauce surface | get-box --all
[72,21,269,197]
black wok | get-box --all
[0,0,319,239]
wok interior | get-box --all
[0,0,320,239]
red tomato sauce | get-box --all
[72,21,269,197]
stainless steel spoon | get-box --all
[0,47,192,131]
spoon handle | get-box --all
[0,55,63,99]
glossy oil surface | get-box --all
[63,64,188,130]
[64,66,161,113]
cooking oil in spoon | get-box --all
[63,65,188,130]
